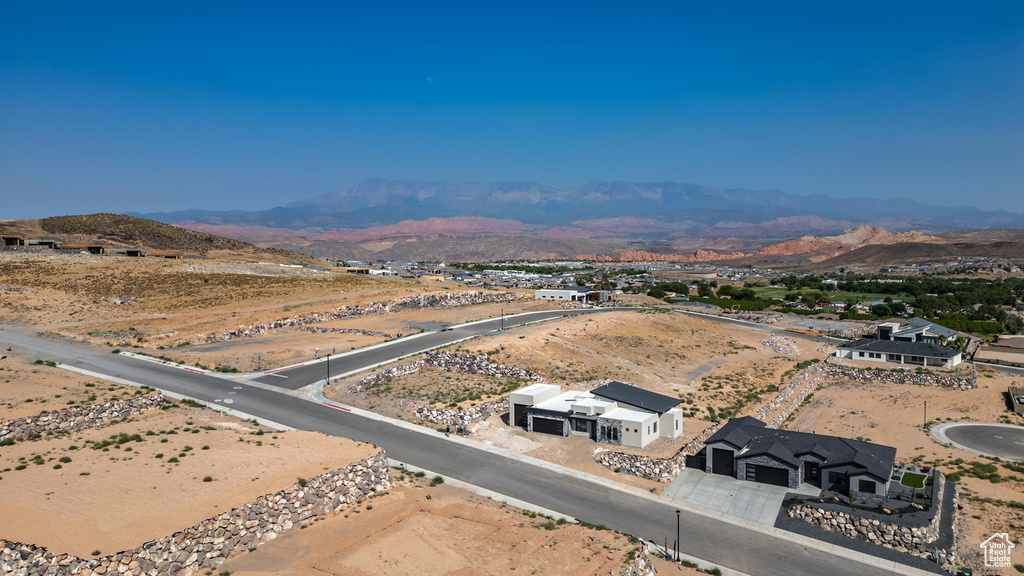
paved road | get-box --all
[933,422,1024,461]
[254,308,600,389]
[0,318,925,576]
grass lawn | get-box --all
[900,472,926,488]
[751,287,914,304]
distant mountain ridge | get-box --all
[132,178,1024,238]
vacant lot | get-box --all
[0,252,544,371]
[0,352,141,420]
[0,400,375,558]
[219,471,662,576]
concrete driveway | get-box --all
[661,468,818,526]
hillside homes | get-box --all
[835,320,962,369]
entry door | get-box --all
[805,461,820,484]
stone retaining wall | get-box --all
[822,360,976,389]
[416,397,510,427]
[184,291,521,345]
[299,326,391,339]
[0,450,391,576]
[787,474,956,563]
[355,351,543,392]
[0,394,165,442]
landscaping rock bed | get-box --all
[783,472,956,564]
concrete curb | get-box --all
[386,458,575,523]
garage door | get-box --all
[512,404,529,427]
[711,448,735,476]
[531,417,564,436]
[751,465,789,487]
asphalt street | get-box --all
[0,313,928,576]
[941,423,1024,461]
[254,308,599,389]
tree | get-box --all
[697,282,715,298]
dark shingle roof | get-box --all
[839,338,960,359]
[706,417,897,483]
[590,381,681,414]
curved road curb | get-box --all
[931,422,1024,461]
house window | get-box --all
[653,421,658,433]
[858,352,865,358]
[573,419,588,433]
[745,465,757,482]
[828,471,846,484]
[675,419,679,430]
[858,479,877,494]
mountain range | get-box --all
[133,179,1024,238]
[126,179,1024,262]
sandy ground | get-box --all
[0,252,553,371]
[219,472,647,576]
[0,350,140,420]
[787,364,1024,574]
[0,400,376,558]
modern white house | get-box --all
[834,321,962,369]
[509,381,683,449]
[534,288,611,303]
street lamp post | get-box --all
[326,351,330,385]
[500,307,504,331]
[675,509,681,561]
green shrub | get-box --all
[203,476,213,482]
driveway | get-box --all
[662,468,818,526]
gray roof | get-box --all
[707,417,897,484]
[839,338,960,359]
[905,317,959,339]
[590,381,681,414]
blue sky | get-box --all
[1,1,1022,218]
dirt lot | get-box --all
[0,351,142,420]
[219,470,657,576]
[0,400,376,558]
[0,252,551,371]
[787,364,1024,574]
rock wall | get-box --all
[595,424,721,482]
[299,326,391,338]
[356,351,543,392]
[822,360,976,389]
[788,473,955,563]
[415,397,510,427]
[0,394,165,442]
[186,291,521,344]
[0,450,391,576]
[754,362,826,425]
